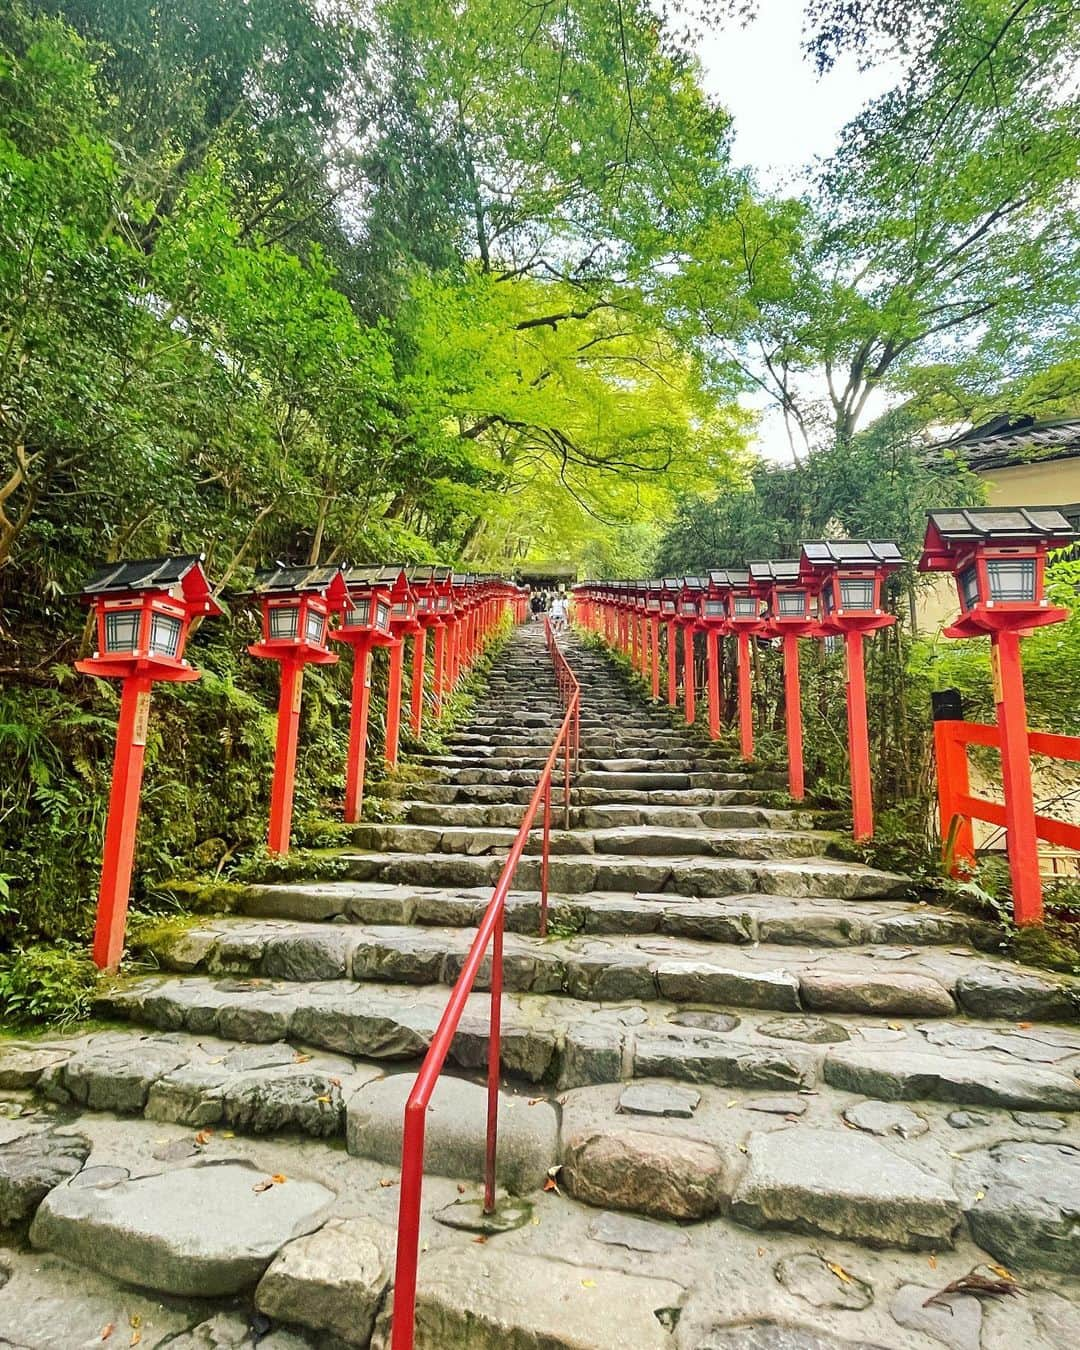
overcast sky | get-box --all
[694,0,901,181]
[689,1,904,460]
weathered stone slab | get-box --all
[347,1074,557,1194]
[959,1140,1080,1272]
[0,1044,71,1089]
[758,1016,848,1044]
[0,1130,90,1228]
[255,1216,394,1345]
[588,1209,688,1252]
[655,961,800,1011]
[617,1083,700,1118]
[43,1041,190,1114]
[823,1046,1080,1111]
[730,1129,960,1250]
[800,971,954,1017]
[634,1030,816,1092]
[774,1253,873,1310]
[561,1126,729,1220]
[375,1247,685,1349]
[955,966,1078,1022]
[842,1101,928,1139]
[30,1159,334,1296]
[890,1284,982,1350]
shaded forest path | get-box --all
[2,624,1079,1346]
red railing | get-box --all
[935,718,1080,918]
[390,617,580,1349]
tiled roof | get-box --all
[251,564,344,595]
[931,415,1080,471]
[748,559,801,584]
[927,507,1077,542]
[800,541,904,568]
[81,555,205,595]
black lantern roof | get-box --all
[708,568,751,588]
[681,575,707,590]
[661,577,680,592]
[80,554,208,597]
[252,563,345,595]
[925,507,1076,544]
[749,559,801,585]
[800,541,904,570]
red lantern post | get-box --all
[382,569,421,768]
[643,580,662,699]
[699,573,730,740]
[752,559,821,801]
[407,565,452,738]
[800,540,903,841]
[77,555,221,970]
[248,565,349,854]
[725,569,767,761]
[918,507,1076,924]
[661,579,680,706]
[335,568,396,823]
[677,577,706,725]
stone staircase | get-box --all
[2,622,1079,1348]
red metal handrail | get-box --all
[390,616,580,1349]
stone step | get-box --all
[137,916,1077,1022]
[236,881,992,950]
[399,800,810,832]
[384,782,779,808]
[336,849,908,901]
[1,1105,1074,1348]
[95,975,1080,1112]
[350,822,839,863]
[420,753,737,774]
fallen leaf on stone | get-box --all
[221,1131,235,1138]
[974,1190,985,1202]
[888,1022,903,1031]
[100,1325,114,1342]
[253,1180,274,1193]
[271,1173,287,1184]
[989,1263,1015,1280]
[928,1255,937,1269]
[1017,1022,1033,1030]
[827,1262,853,1284]
[528,1097,542,1105]
[473,1235,488,1244]
[532,1217,540,1225]
[756,1248,765,1257]
[194,1129,213,1146]
[129,1333,141,1347]
[378,1178,397,1188]
[130,1317,141,1330]
[315,1094,331,1104]
[726,1100,737,1108]
[293,1053,312,1064]
[924,1270,1022,1307]
[581,1278,596,1288]
[457,1184,466,1194]
[328,1076,342,1087]
[543,1177,561,1194]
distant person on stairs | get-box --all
[530,589,546,622]
[550,591,568,633]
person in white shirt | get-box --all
[550,593,568,632]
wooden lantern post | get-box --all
[918,507,1077,924]
[248,565,349,854]
[77,555,221,970]
[800,540,904,841]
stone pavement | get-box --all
[1,623,1078,1347]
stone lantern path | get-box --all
[2,624,1079,1347]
